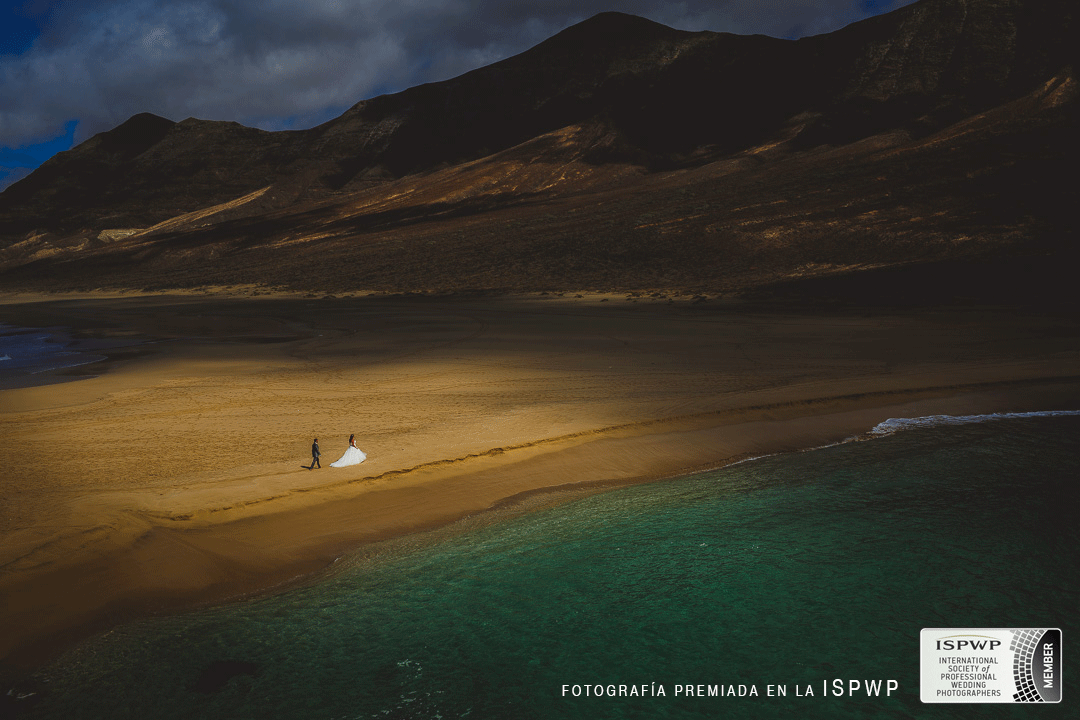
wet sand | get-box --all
[1,291,1078,673]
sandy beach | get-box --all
[2,292,1078,674]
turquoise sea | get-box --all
[10,413,1080,719]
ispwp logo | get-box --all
[920,628,1061,704]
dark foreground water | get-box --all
[0,324,106,388]
[13,414,1080,719]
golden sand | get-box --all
[1,292,1078,670]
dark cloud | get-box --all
[0,0,916,152]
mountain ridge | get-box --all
[1,0,1076,301]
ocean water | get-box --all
[13,414,1080,719]
[0,324,106,388]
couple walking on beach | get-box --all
[310,434,367,469]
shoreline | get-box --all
[5,382,1078,679]
[1,293,1078,678]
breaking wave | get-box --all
[869,410,1080,436]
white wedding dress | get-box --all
[330,444,367,467]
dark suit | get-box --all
[311,440,321,468]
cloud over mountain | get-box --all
[1,0,915,152]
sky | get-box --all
[0,0,914,191]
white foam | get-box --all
[869,410,1080,436]
[693,410,1080,476]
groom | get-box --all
[310,438,321,469]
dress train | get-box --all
[330,445,366,467]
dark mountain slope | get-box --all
[0,0,1076,300]
[0,13,712,236]
[791,0,1079,145]
[9,66,1075,301]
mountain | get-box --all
[1,0,1077,302]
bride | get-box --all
[330,434,367,467]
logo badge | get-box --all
[920,628,1061,703]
